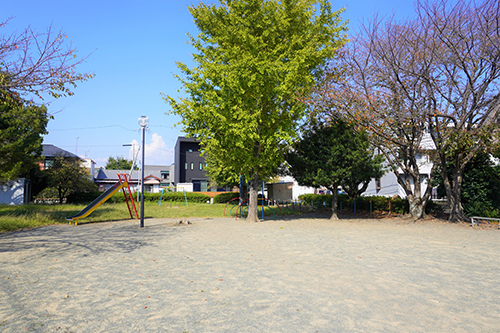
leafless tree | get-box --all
[0,18,94,103]
[314,0,500,221]
[417,0,500,222]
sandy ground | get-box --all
[0,215,499,332]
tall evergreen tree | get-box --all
[286,119,384,220]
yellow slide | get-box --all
[66,182,127,225]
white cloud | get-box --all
[129,133,174,166]
[93,157,108,168]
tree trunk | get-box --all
[448,170,468,222]
[58,187,64,205]
[407,195,425,219]
[330,186,339,220]
[397,171,426,219]
[247,172,260,222]
[396,165,436,220]
[439,154,468,223]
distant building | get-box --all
[362,128,435,198]
[81,158,97,181]
[2,144,87,205]
[38,144,85,170]
[174,137,209,191]
[0,179,30,205]
[94,165,174,193]
[267,176,316,202]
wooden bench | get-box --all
[470,216,500,229]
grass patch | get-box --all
[0,201,304,232]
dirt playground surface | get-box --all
[1,215,499,332]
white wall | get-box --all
[363,171,432,198]
[363,172,405,198]
[278,176,316,201]
[0,179,27,205]
[176,183,194,193]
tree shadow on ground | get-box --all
[0,219,183,259]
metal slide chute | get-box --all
[66,173,138,225]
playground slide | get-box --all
[66,182,126,224]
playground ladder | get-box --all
[117,173,139,219]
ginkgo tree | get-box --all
[164,0,347,221]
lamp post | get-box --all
[138,115,149,228]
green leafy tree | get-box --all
[286,119,384,219]
[432,151,500,218]
[0,90,49,183]
[22,163,50,201]
[45,156,97,204]
[105,156,136,170]
[164,0,347,221]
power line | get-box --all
[55,144,127,148]
[49,124,137,131]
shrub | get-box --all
[67,191,102,204]
[297,194,410,214]
[298,194,334,207]
[213,192,240,204]
[159,192,211,203]
[107,191,210,204]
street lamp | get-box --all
[138,115,149,228]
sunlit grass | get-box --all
[0,201,304,232]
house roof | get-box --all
[94,169,139,182]
[42,144,84,161]
[94,165,173,183]
[144,175,161,184]
[142,165,173,180]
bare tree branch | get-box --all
[0,18,94,102]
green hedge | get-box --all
[137,192,211,203]
[163,192,211,203]
[298,194,409,214]
[213,192,240,203]
[67,191,211,204]
[298,194,335,208]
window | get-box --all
[44,159,54,168]
[375,178,381,190]
[185,163,187,170]
[190,162,194,170]
[199,162,203,170]
[161,171,169,180]
[193,180,201,191]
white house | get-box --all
[0,179,30,205]
[269,128,437,201]
[82,158,97,181]
[363,128,436,198]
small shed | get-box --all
[267,182,293,203]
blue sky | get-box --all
[2,0,418,167]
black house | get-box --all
[174,137,208,191]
